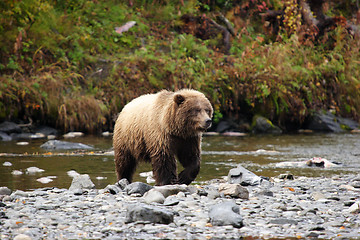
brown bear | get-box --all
[113,89,213,185]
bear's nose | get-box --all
[205,119,212,129]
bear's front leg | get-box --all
[151,153,178,185]
[176,137,201,185]
[178,160,200,185]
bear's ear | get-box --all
[174,94,185,105]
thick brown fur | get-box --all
[113,89,213,185]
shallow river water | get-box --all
[0,133,359,190]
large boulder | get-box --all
[307,111,359,132]
[0,121,21,134]
[251,115,282,134]
[33,125,58,136]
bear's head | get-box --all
[171,89,213,137]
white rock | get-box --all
[12,170,23,175]
[143,189,165,204]
[14,234,32,240]
[16,142,29,146]
[347,202,360,214]
[26,167,45,174]
[96,176,107,180]
[67,170,80,178]
[32,133,46,139]
[63,132,84,138]
[37,177,54,184]
[146,176,156,184]
[101,131,112,137]
[139,171,153,177]
[47,135,56,140]
[3,161,12,166]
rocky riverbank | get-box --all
[1,169,360,240]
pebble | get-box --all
[1,175,360,239]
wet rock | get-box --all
[125,203,174,224]
[0,121,21,134]
[40,140,93,150]
[36,177,54,184]
[251,115,282,134]
[143,189,165,204]
[63,132,84,138]
[69,174,95,191]
[228,164,264,186]
[307,111,359,132]
[67,170,80,178]
[125,182,153,196]
[0,186,12,195]
[11,170,23,175]
[218,183,249,199]
[26,167,45,174]
[0,131,12,141]
[209,201,243,228]
[215,119,239,133]
[10,133,45,140]
[33,126,58,136]
[3,161,12,166]
[101,131,112,137]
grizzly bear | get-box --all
[113,89,213,185]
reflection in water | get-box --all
[0,133,359,190]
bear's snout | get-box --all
[205,118,212,129]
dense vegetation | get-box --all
[1,0,359,133]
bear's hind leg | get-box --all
[115,151,137,183]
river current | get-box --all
[0,133,359,190]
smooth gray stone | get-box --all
[209,201,243,228]
[125,182,153,196]
[40,140,93,150]
[125,203,174,224]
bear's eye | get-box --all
[205,109,211,115]
[193,108,201,114]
